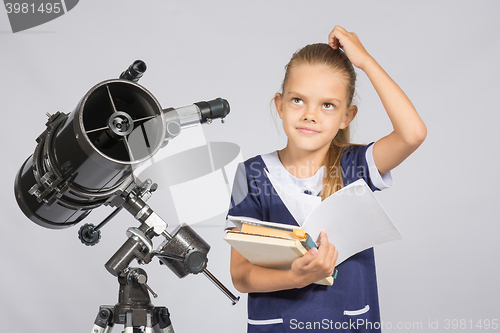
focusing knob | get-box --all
[78,223,101,246]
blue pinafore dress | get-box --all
[226,143,393,333]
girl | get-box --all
[226,26,426,332]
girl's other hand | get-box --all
[328,25,373,70]
[290,231,338,288]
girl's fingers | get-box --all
[324,241,337,267]
[334,25,346,32]
[315,232,336,266]
[316,231,329,253]
[295,247,318,268]
[333,249,339,266]
[329,26,357,50]
[329,27,343,49]
[318,232,338,272]
[328,35,339,49]
[328,26,371,68]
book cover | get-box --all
[224,230,334,286]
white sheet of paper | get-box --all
[301,179,402,264]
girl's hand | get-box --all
[290,231,338,288]
[328,25,374,70]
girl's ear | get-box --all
[275,93,284,119]
[340,105,358,129]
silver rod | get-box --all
[85,126,110,134]
[95,206,123,231]
[123,136,135,161]
[106,84,118,113]
[144,282,158,298]
[133,115,157,123]
[202,268,240,305]
[162,231,173,240]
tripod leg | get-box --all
[91,307,114,333]
[103,325,114,333]
[145,311,153,333]
[154,307,174,333]
[124,311,134,333]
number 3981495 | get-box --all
[5,3,61,14]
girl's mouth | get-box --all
[297,127,320,135]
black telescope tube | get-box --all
[194,98,230,123]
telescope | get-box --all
[14,60,238,333]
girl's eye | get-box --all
[323,103,335,110]
[292,98,303,105]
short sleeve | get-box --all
[365,143,393,190]
[341,142,393,191]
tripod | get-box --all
[91,267,174,333]
[81,179,239,333]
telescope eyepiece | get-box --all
[194,98,230,124]
[120,60,147,83]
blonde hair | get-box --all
[280,43,357,200]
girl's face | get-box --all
[275,63,357,156]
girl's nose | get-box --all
[302,107,317,122]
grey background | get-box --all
[1,1,499,332]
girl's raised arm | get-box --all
[329,26,427,175]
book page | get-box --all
[224,232,306,269]
[228,215,297,231]
[301,179,401,264]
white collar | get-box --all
[261,151,325,196]
[261,151,323,226]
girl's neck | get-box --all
[277,145,327,179]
